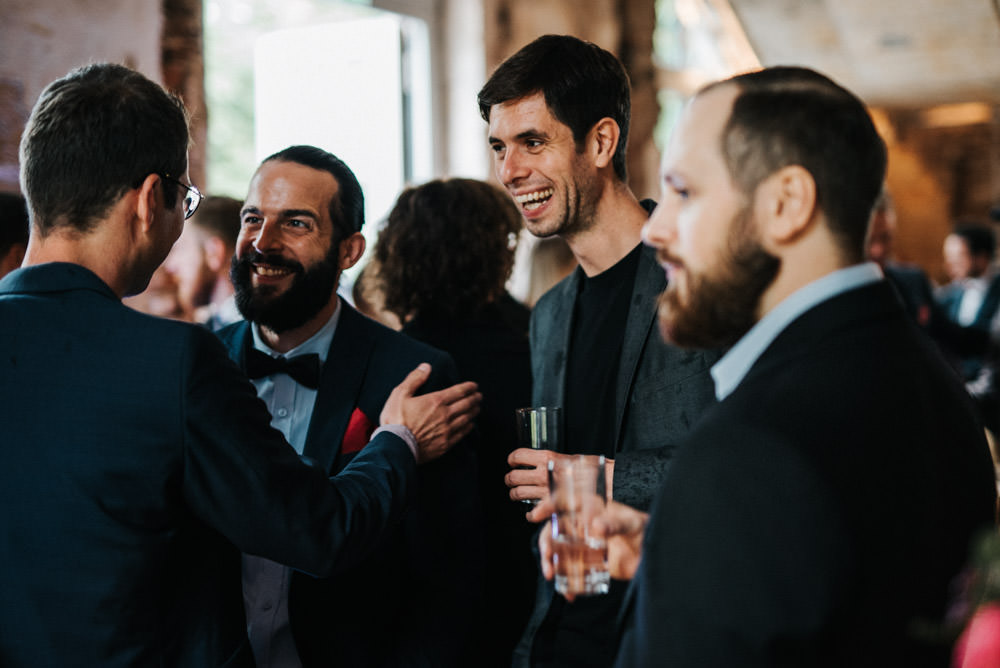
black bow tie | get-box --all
[245,349,321,389]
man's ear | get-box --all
[589,117,620,170]
[133,173,162,240]
[755,165,817,245]
[338,232,366,271]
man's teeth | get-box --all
[515,188,553,210]
[254,265,290,277]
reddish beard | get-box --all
[656,207,780,349]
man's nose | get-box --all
[252,220,281,254]
[498,148,529,186]
[642,201,675,249]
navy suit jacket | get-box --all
[0,264,415,668]
[616,280,998,667]
[217,302,484,667]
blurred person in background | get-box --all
[165,194,243,329]
[121,262,187,319]
[864,185,936,329]
[374,176,533,666]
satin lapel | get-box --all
[303,304,374,473]
[218,321,253,367]
[614,246,665,447]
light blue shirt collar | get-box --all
[711,263,883,401]
[251,297,342,363]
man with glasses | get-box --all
[0,62,481,668]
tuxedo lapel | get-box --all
[303,305,374,474]
[217,320,254,369]
[614,246,665,446]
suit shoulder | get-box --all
[213,319,249,350]
[348,308,455,376]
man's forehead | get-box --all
[489,92,559,131]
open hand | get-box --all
[381,363,482,464]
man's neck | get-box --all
[257,293,340,353]
[24,224,134,297]
[563,184,647,276]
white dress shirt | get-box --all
[242,303,341,668]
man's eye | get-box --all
[242,216,262,227]
[525,139,543,149]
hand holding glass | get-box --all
[514,407,561,504]
[548,455,610,597]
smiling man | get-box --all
[479,35,719,668]
[586,66,999,667]
[216,145,484,668]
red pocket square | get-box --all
[342,408,375,454]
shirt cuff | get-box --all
[371,424,417,460]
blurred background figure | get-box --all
[865,185,936,329]
[164,194,242,329]
[936,222,1000,373]
[0,192,29,279]
[935,220,1000,434]
[350,257,402,330]
[523,236,577,308]
[374,177,534,667]
[121,264,187,320]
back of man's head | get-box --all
[189,195,242,250]
[261,145,364,242]
[478,34,632,182]
[19,63,189,236]
[707,66,887,263]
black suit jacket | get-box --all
[401,294,535,667]
[616,280,998,667]
[0,264,416,668]
[217,302,484,667]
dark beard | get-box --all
[657,208,780,349]
[230,248,340,334]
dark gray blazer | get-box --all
[514,243,720,668]
[529,243,720,510]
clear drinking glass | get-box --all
[515,407,562,504]
[548,455,610,597]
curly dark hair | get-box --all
[374,178,522,322]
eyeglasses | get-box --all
[160,174,204,219]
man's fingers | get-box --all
[508,447,553,468]
[395,363,432,398]
[446,391,482,421]
[433,380,480,406]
